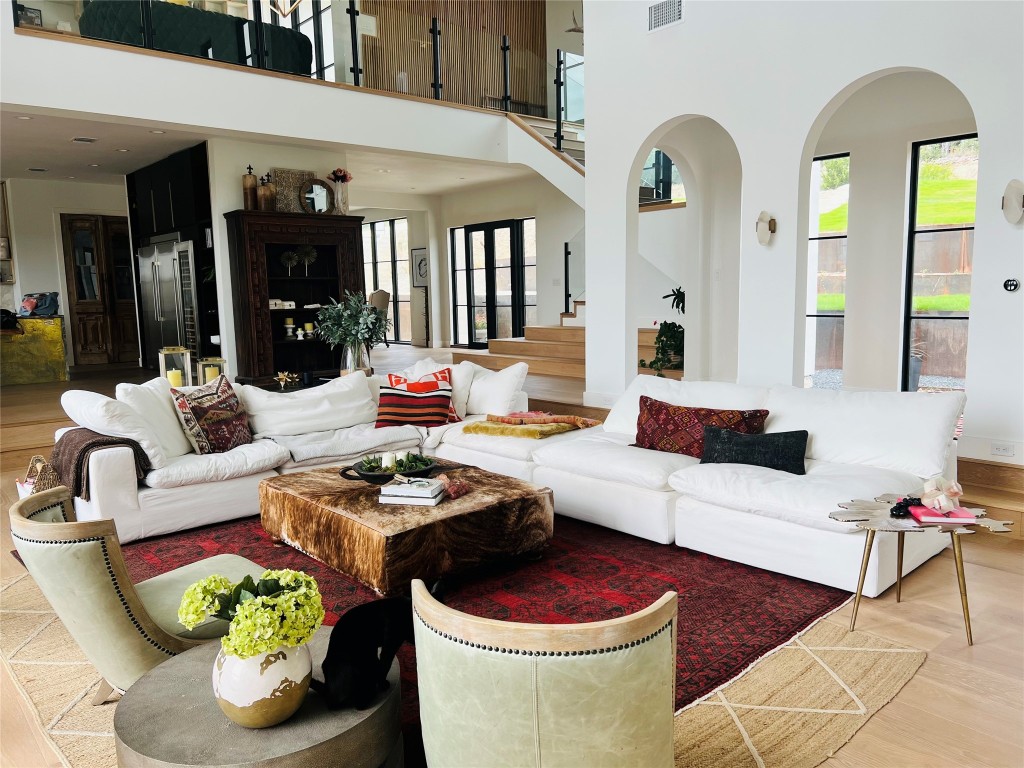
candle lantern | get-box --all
[159,346,193,388]
[198,356,227,384]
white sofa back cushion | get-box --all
[237,372,378,437]
[604,377,769,438]
[116,378,193,460]
[465,361,529,416]
[61,390,168,468]
[764,385,965,478]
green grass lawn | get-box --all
[816,294,970,312]
[817,178,976,233]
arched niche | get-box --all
[626,115,742,381]
[798,70,977,393]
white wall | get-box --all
[584,0,1024,464]
[814,71,976,392]
[4,178,128,365]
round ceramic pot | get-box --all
[212,644,312,729]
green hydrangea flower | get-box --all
[177,574,232,630]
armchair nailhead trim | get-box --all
[11,532,177,657]
[414,607,674,656]
[26,502,68,522]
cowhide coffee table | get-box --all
[259,461,554,595]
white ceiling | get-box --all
[0,109,534,195]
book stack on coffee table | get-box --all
[380,476,445,506]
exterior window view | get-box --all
[0,3,1020,768]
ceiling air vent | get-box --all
[27,168,48,173]
[71,136,98,143]
[649,0,683,32]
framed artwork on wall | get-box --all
[411,248,429,287]
[17,5,42,27]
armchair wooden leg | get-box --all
[91,679,117,706]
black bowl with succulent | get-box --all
[339,453,436,485]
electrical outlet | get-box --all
[991,442,1016,458]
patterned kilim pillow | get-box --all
[171,375,253,454]
[634,395,769,457]
[375,369,460,428]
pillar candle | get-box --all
[285,317,294,326]
[304,322,315,333]
[380,452,396,471]
[395,450,410,463]
[204,366,219,384]
[166,369,183,387]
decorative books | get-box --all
[908,505,979,525]
[379,493,443,507]
[381,476,444,499]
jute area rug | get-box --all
[2,569,923,768]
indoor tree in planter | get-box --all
[639,286,686,377]
[315,291,391,374]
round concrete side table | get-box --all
[114,628,403,767]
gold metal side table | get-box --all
[831,495,1014,645]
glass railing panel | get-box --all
[564,53,584,125]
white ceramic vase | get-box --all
[212,644,312,729]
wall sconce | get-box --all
[1002,179,1024,224]
[755,211,777,245]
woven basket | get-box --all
[25,455,60,495]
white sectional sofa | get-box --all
[52,363,964,598]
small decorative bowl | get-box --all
[338,460,437,485]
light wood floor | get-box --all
[1,362,1021,768]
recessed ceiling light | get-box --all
[457,177,466,180]
[88,163,101,167]
[27,168,48,173]
[410,187,416,190]
[150,130,166,134]
[115,148,130,152]
[375,168,391,174]
[67,176,76,179]
[71,136,98,144]
[16,116,32,120]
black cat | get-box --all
[312,582,446,710]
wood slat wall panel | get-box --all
[360,0,546,114]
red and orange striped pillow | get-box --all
[375,369,461,428]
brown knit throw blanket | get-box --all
[50,429,151,501]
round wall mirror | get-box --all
[299,179,335,214]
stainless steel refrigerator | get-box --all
[137,239,199,370]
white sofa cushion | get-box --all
[237,372,378,437]
[61,390,168,468]
[465,361,529,416]
[144,440,290,489]
[532,428,699,491]
[764,385,965,478]
[116,378,194,460]
[438,420,591,462]
[272,422,422,469]
[603,377,769,439]
[668,460,923,533]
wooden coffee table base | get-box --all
[260,463,555,595]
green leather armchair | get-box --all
[9,486,264,704]
[411,579,678,767]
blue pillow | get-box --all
[700,427,808,475]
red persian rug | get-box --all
[123,514,848,752]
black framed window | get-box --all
[903,135,977,392]
[639,149,684,204]
[805,153,849,389]
[449,218,536,347]
[283,0,333,80]
[362,218,411,343]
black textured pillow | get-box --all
[700,426,808,475]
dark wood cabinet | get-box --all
[60,214,138,365]
[224,210,365,383]
[127,144,210,242]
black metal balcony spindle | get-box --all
[430,17,442,100]
[347,0,362,86]
[554,48,565,151]
[501,35,511,112]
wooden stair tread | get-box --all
[959,488,1024,514]
[451,349,585,379]
[525,325,584,342]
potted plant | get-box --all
[639,285,686,377]
[315,291,392,374]
[178,569,325,728]
[908,341,926,392]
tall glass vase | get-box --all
[334,182,350,215]
[341,342,370,376]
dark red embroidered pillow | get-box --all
[171,375,252,454]
[376,369,457,428]
[634,395,769,457]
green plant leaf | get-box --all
[257,578,282,597]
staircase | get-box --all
[451,325,585,378]
[560,298,585,327]
[520,116,586,166]
[957,458,1023,540]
